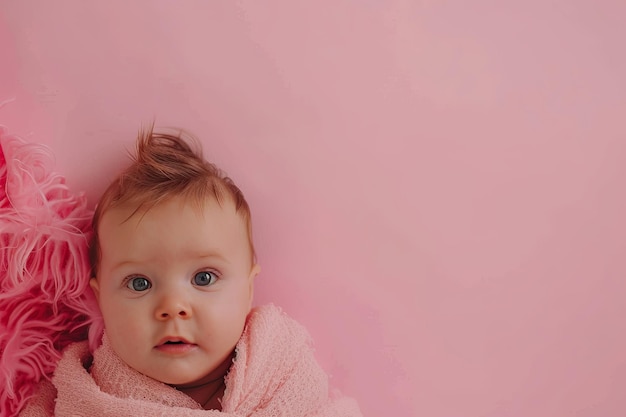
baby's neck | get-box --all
[169,352,234,410]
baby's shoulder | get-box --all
[18,379,56,417]
[18,341,91,417]
[244,304,316,361]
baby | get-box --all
[19,129,361,416]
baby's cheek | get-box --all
[102,304,146,339]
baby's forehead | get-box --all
[104,194,239,222]
[98,196,252,255]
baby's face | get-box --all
[90,196,259,385]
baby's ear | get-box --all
[247,264,260,308]
[89,277,101,300]
[249,264,261,281]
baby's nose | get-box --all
[156,307,190,319]
[155,292,193,320]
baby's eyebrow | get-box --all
[110,259,142,271]
[107,252,229,271]
[189,251,228,263]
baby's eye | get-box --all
[193,271,217,287]
[127,277,151,292]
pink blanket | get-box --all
[20,305,362,416]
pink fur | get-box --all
[0,126,102,417]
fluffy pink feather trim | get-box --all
[0,126,101,417]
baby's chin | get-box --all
[132,365,212,386]
[147,368,216,386]
[162,375,201,385]
[159,359,234,387]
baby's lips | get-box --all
[156,336,194,347]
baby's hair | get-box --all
[88,126,254,275]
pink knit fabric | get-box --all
[0,126,102,417]
[20,305,362,417]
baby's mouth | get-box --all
[156,336,193,346]
[155,337,197,353]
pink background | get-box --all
[2,1,626,416]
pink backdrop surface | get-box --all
[2,1,626,416]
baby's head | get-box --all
[89,128,260,387]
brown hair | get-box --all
[89,127,254,275]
